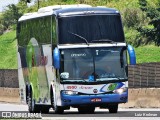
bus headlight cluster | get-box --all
[62,90,78,95]
[113,87,127,94]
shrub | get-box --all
[124,27,142,47]
[122,8,146,28]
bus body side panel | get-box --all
[26,41,52,104]
[18,51,27,103]
[17,16,53,105]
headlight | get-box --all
[62,90,78,95]
[113,87,127,94]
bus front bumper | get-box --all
[61,92,128,106]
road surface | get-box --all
[0,102,160,120]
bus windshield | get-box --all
[60,47,127,82]
[58,15,125,44]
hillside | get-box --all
[0,31,17,69]
[135,45,160,63]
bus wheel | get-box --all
[26,95,29,104]
[28,96,35,112]
[28,91,40,113]
[26,85,29,104]
[51,92,54,107]
[78,107,95,114]
[55,106,64,114]
[108,104,118,113]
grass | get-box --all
[0,31,160,69]
[135,45,160,64]
[0,30,17,69]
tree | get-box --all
[0,0,28,34]
[138,0,160,46]
[2,4,20,30]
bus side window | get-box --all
[52,16,57,46]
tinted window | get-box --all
[58,15,125,44]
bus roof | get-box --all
[18,4,119,21]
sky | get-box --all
[0,0,19,12]
[0,0,35,12]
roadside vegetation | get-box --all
[0,31,17,69]
[135,45,160,64]
[0,0,160,68]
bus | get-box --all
[17,4,136,114]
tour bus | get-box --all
[17,4,136,114]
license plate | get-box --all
[91,98,102,102]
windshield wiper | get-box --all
[91,39,116,44]
[68,31,89,45]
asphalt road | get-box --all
[0,103,160,120]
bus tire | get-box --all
[50,87,54,108]
[50,86,64,114]
[26,95,29,104]
[55,106,64,114]
[28,95,35,112]
[108,104,118,113]
[26,84,30,104]
[28,89,40,113]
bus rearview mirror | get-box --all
[53,47,60,69]
[127,45,136,65]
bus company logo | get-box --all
[67,86,77,89]
[93,89,98,93]
[71,53,86,57]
